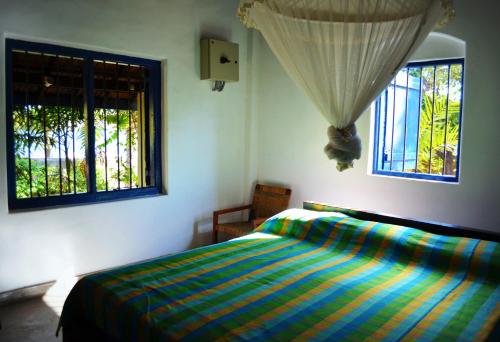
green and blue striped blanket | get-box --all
[61,209,500,341]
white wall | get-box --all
[253,0,500,233]
[0,0,258,292]
[2,0,499,294]
[410,32,465,62]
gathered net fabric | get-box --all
[238,0,453,171]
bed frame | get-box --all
[303,201,500,243]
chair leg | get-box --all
[213,212,219,244]
[212,228,218,244]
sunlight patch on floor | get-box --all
[42,268,78,317]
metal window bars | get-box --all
[12,51,87,198]
[8,41,160,208]
[373,59,464,182]
[93,60,148,192]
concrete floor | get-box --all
[0,297,62,342]
[0,278,73,341]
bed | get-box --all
[60,202,500,341]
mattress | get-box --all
[60,209,500,341]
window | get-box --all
[6,39,162,210]
[372,58,464,182]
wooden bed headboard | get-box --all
[303,201,500,243]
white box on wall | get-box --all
[200,38,239,82]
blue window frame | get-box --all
[372,58,464,183]
[5,39,163,210]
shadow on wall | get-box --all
[191,217,213,248]
[190,209,249,248]
[189,23,242,249]
[189,180,295,248]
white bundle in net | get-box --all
[324,124,361,172]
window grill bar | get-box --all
[151,63,161,190]
[115,62,120,190]
[139,69,144,188]
[414,67,423,173]
[85,59,97,194]
[428,66,437,174]
[402,68,410,172]
[41,53,49,195]
[65,71,72,194]
[390,79,396,171]
[103,61,108,191]
[381,89,388,169]
[24,51,33,197]
[373,99,380,172]
[71,57,77,194]
[455,64,465,179]
[127,64,132,189]
[56,55,63,195]
[143,69,151,186]
[442,64,452,175]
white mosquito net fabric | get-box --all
[238,0,454,171]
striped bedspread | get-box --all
[61,209,500,341]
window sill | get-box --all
[8,187,165,212]
[369,171,460,185]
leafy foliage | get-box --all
[14,104,141,199]
[415,93,460,175]
[413,64,462,176]
[384,63,463,177]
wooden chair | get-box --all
[212,184,292,243]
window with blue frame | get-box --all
[372,58,464,182]
[5,39,163,210]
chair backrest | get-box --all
[250,184,292,219]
